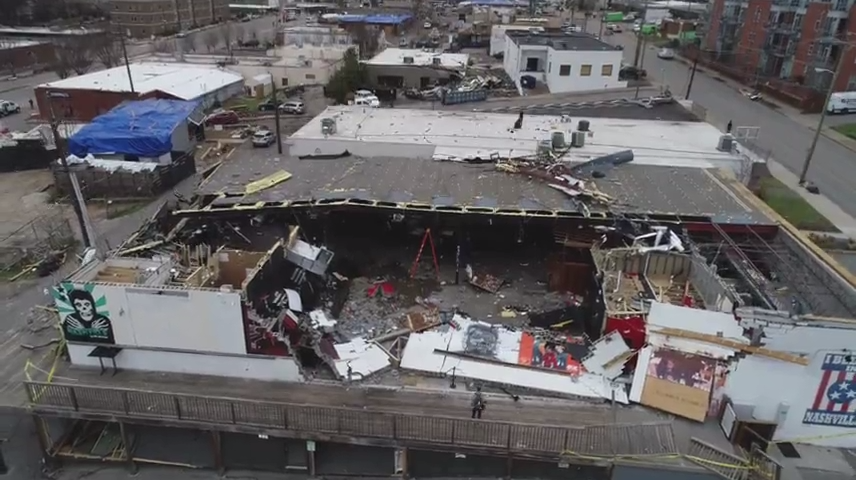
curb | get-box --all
[820,128,856,154]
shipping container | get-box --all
[441,89,488,106]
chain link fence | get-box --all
[0,205,75,270]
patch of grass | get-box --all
[105,201,148,220]
[224,96,261,112]
[832,123,856,140]
[756,177,839,232]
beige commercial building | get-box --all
[109,0,229,38]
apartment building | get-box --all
[109,0,229,38]
[706,0,856,92]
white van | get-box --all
[827,91,856,114]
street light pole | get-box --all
[799,49,846,185]
[686,39,701,99]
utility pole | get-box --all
[685,44,700,99]
[633,0,650,67]
[800,45,847,185]
[270,72,283,154]
[118,31,135,93]
[47,92,92,248]
[634,33,649,99]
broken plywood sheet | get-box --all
[582,330,633,379]
[245,170,292,195]
[647,302,747,359]
[470,272,504,293]
[332,338,390,380]
[406,309,440,332]
[629,345,715,422]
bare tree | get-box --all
[50,37,95,78]
[220,22,234,53]
[350,24,379,59]
[204,30,218,52]
[92,34,122,68]
[0,40,17,77]
[153,39,175,54]
[233,24,245,46]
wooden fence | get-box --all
[24,382,678,458]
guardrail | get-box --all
[24,381,677,458]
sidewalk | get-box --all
[695,100,856,238]
[674,55,856,153]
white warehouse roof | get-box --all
[40,63,244,101]
[365,48,469,68]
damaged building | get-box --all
[15,102,856,480]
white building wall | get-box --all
[723,325,856,448]
[53,283,247,355]
[490,25,536,56]
[503,35,626,93]
[545,49,626,93]
[67,344,303,382]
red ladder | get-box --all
[409,228,440,281]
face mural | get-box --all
[51,283,115,344]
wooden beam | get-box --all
[653,327,809,365]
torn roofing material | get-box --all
[197,152,771,222]
[399,316,627,402]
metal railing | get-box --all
[24,381,678,458]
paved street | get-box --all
[594,23,856,220]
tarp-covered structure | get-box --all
[68,99,201,158]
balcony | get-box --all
[765,43,795,57]
[720,14,742,26]
[816,31,849,44]
[766,22,798,34]
[771,0,800,8]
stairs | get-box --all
[688,437,750,480]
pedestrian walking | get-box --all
[28,98,33,109]
[471,386,486,419]
[726,120,733,134]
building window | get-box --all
[559,64,571,76]
[282,78,288,86]
[305,73,316,80]
[601,64,613,76]
[808,44,814,56]
[815,19,821,31]
[580,64,592,76]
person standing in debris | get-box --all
[726,120,733,134]
[471,386,486,419]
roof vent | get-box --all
[403,56,415,64]
[321,117,337,136]
[432,57,442,65]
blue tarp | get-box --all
[68,99,200,158]
[338,14,412,25]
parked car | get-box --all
[423,21,432,29]
[355,89,374,98]
[619,65,647,81]
[204,110,240,126]
[258,100,278,111]
[0,100,19,115]
[657,48,676,60]
[280,100,305,114]
[606,23,622,33]
[252,129,276,148]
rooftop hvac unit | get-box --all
[432,57,442,65]
[571,130,586,148]
[717,134,734,152]
[321,117,336,135]
[551,130,566,149]
[577,119,590,132]
[536,140,553,160]
[403,56,415,64]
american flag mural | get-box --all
[802,353,856,428]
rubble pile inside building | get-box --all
[106,199,831,425]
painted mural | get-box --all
[517,332,587,374]
[802,353,856,428]
[51,283,115,344]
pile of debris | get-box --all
[458,67,518,97]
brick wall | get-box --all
[33,87,161,123]
[705,0,725,52]
[792,2,831,79]
[0,42,55,74]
